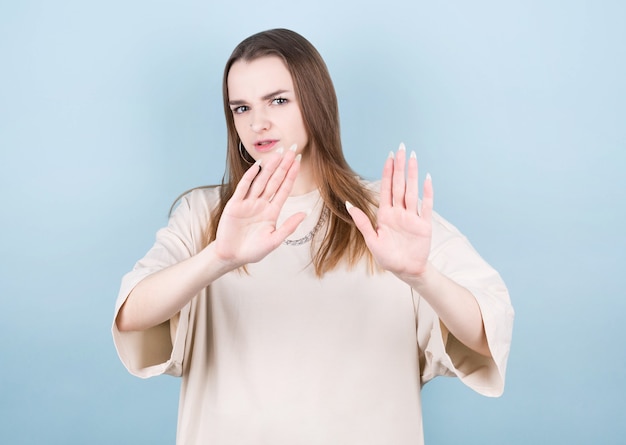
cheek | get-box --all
[289,113,308,138]
[232,117,247,138]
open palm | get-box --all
[347,144,433,278]
[214,147,306,266]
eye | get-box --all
[232,105,249,114]
[272,97,288,105]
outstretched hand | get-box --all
[346,143,433,279]
[214,145,307,268]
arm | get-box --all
[116,243,232,332]
[400,263,489,357]
[117,146,305,332]
[346,144,489,357]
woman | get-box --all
[113,28,513,444]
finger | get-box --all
[247,147,285,198]
[231,159,262,201]
[392,143,407,207]
[345,201,377,245]
[405,150,419,214]
[419,173,434,222]
[260,144,298,201]
[379,151,394,209]
[266,152,301,208]
[270,211,308,246]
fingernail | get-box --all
[289,143,298,152]
[410,150,416,159]
[304,208,312,216]
[276,147,284,154]
[345,201,354,210]
[426,172,432,181]
[399,142,406,151]
[388,151,394,159]
[254,158,262,166]
[295,154,302,162]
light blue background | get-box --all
[1,1,624,443]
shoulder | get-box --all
[359,178,381,193]
[429,211,470,254]
[175,185,221,211]
[169,185,222,227]
[360,178,467,253]
[158,186,222,252]
[355,178,381,203]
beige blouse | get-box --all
[112,183,514,445]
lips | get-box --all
[254,139,279,153]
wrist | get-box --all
[200,242,241,277]
[397,261,438,290]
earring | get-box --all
[238,141,255,165]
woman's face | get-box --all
[227,56,309,163]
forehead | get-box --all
[227,56,294,98]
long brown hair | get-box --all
[209,28,378,276]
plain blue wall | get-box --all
[1,1,624,443]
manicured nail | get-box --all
[410,150,416,159]
[276,147,284,154]
[399,142,406,151]
[388,151,394,159]
[304,208,312,216]
[295,154,302,162]
[345,201,354,210]
[289,143,298,152]
[426,172,432,181]
[254,158,262,167]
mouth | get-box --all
[254,139,279,152]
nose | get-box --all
[249,109,270,133]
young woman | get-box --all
[113,28,514,444]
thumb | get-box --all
[345,201,377,242]
[272,210,309,244]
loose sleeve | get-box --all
[417,212,514,397]
[111,188,215,379]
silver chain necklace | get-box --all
[283,207,330,246]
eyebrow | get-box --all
[228,89,291,107]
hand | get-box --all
[213,145,306,267]
[346,143,433,279]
